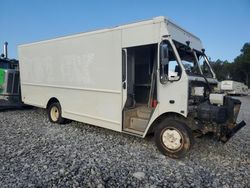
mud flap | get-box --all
[220,121,246,143]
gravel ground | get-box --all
[0,97,249,187]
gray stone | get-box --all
[0,96,249,187]
[132,172,145,180]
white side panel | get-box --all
[19,30,122,132]
[122,23,160,47]
[158,75,189,117]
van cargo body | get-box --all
[18,17,246,158]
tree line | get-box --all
[210,42,250,87]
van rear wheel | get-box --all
[155,118,193,158]
[47,102,66,124]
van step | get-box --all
[125,106,152,119]
[123,105,153,134]
[130,117,148,132]
[123,128,144,136]
[137,107,152,119]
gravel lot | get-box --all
[0,97,249,187]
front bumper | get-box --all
[220,121,246,143]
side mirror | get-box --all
[160,43,169,65]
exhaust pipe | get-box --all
[3,41,8,58]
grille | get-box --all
[0,70,20,96]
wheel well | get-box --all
[46,97,59,109]
[147,112,189,135]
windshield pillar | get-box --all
[193,50,203,75]
[203,55,216,78]
[194,50,216,79]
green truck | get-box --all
[0,68,5,92]
[0,42,23,109]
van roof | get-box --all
[19,16,201,47]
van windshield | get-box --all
[174,41,201,76]
[195,51,213,78]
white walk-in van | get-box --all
[19,16,245,158]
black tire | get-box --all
[47,102,66,124]
[155,118,193,159]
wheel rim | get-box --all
[50,106,59,122]
[162,128,183,151]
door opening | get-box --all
[122,44,157,135]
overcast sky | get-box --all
[0,0,249,62]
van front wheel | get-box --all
[48,102,66,124]
[155,119,193,158]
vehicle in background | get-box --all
[221,80,248,96]
[18,16,246,158]
[0,42,23,110]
